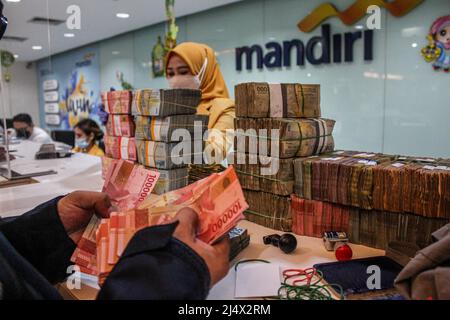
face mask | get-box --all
[168,58,208,90]
[75,138,90,150]
[16,128,31,139]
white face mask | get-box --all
[168,58,208,90]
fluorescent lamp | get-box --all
[116,13,130,19]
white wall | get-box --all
[1,61,40,126]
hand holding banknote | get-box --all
[173,207,230,286]
[57,191,113,244]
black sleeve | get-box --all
[0,196,76,284]
[97,222,211,300]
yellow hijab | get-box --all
[167,42,234,129]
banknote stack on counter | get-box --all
[233,82,336,232]
[291,151,450,250]
[71,159,249,285]
[103,90,137,162]
[133,89,209,194]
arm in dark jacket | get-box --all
[97,222,211,300]
[0,197,76,284]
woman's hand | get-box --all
[173,207,230,287]
[57,191,112,244]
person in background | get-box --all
[12,113,53,144]
[72,118,105,157]
[166,42,235,164]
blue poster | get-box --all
[37,45,102,130]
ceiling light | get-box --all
[64,33,75,38]
[6,0,22,3]
[116,13,130,19]
[411,43,418,48]
[32,45,43,50]
[13,54,19,59]
[355,25,364,30]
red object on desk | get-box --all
[335,243,353,261]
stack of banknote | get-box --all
[243,189,292,232]
[134,89,205,193]
[293,152,450,219]
[233,82,335,232]
[104,136,137,161]
[132,89,201,117]
[291,194,450,251]
[72,165,248,284]
[188,164,226,184]
[151,167,189,195]
[234,117,335,158]
[235,83,321,118]
[103,90,137,162]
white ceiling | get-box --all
[0,0,241,62]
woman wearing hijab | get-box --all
[166,42,235,164]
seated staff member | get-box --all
[166,42,235,163]
[12,113,53,144]
[72,118,105,157]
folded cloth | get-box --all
[394,223,450,300]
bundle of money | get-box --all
[235,83,321,118]
[132,89,201,117]
[348,207,450,250]
[234,118,335,158]
[136,139,204,170]
[95,166,248,283]
[71,159,161,275]
[403,163,449,219]
[152,167,189,195]
[291,195,450,251]
[243,189,292,232]
[104,135,137,161]
[232,152,294,196]
[228,227,250,261]
[102,90,132,114]
[135,114,208,142]
[291,194,350,238]
[106,115,136,137]
[188,164,226,183]
[294,153,394,210]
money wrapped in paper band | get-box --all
[104,135,137,161]
[152,167,189,195]
[132,89,201,116]
[135,114,209,142]
[349,207,449,251]
[102,90,132,114]
[106,115,136,137]
[234,117,335,158]
[291,194,450,251]
[231,152,294,196]
[243,189,292,232]
[235,83,321,118]
[294,153,394,209]
[136,139,205,170]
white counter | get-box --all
[0,140,103,218]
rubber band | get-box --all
[234,259,270,271]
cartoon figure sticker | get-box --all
[421,15,450,72]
